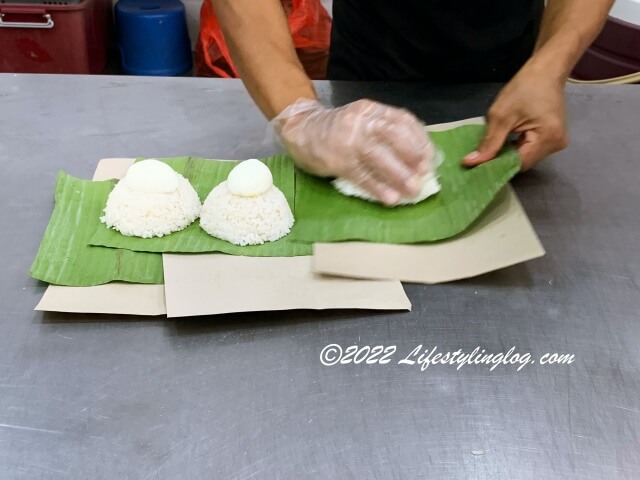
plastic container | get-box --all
[0,0,111,74]
[115,0,192,76]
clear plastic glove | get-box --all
[272,98,436,205]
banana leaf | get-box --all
[289,124,521,244]
[29,172,163,286]
[31,125,517,287]
[88,156,311,257]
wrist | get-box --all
[529,28,584,84]
[272,98,324,133]
[265,76,318,120]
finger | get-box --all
[373,116,435,175]
[517,125,568,171]
[351,99,388,123]
[382,106,429,146]
[515,131,543,170]
[346,163,401,206]
[463,113,513,167]
[360,142,421,197]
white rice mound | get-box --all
[101,168,201,238]
[332,149,444,206]
[200,181,294,246]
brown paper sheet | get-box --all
[92,157,136,181]
[428,116,484,131]
[312,186,545,284]
[35,283,166,316]
[163,254,410,318]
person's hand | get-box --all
[463,64,569,171]
[272,98,436,205]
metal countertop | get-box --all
[0,74,638,479]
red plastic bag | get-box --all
[195,0,332,79]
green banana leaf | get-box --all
[30,125,518,287]
[88,156,311,257]
[289,124,521,244]
[29,172,163,286]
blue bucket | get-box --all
[115,0,192,76]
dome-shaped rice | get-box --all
[200,181,294,246]
[101,163,201,238]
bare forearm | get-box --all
[210,0,316,119]
[529,0,614,82]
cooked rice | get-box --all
[200,181,294,246]
[101,174,201,238]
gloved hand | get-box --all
[272,98,436,205]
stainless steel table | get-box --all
[0,74,638,480]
